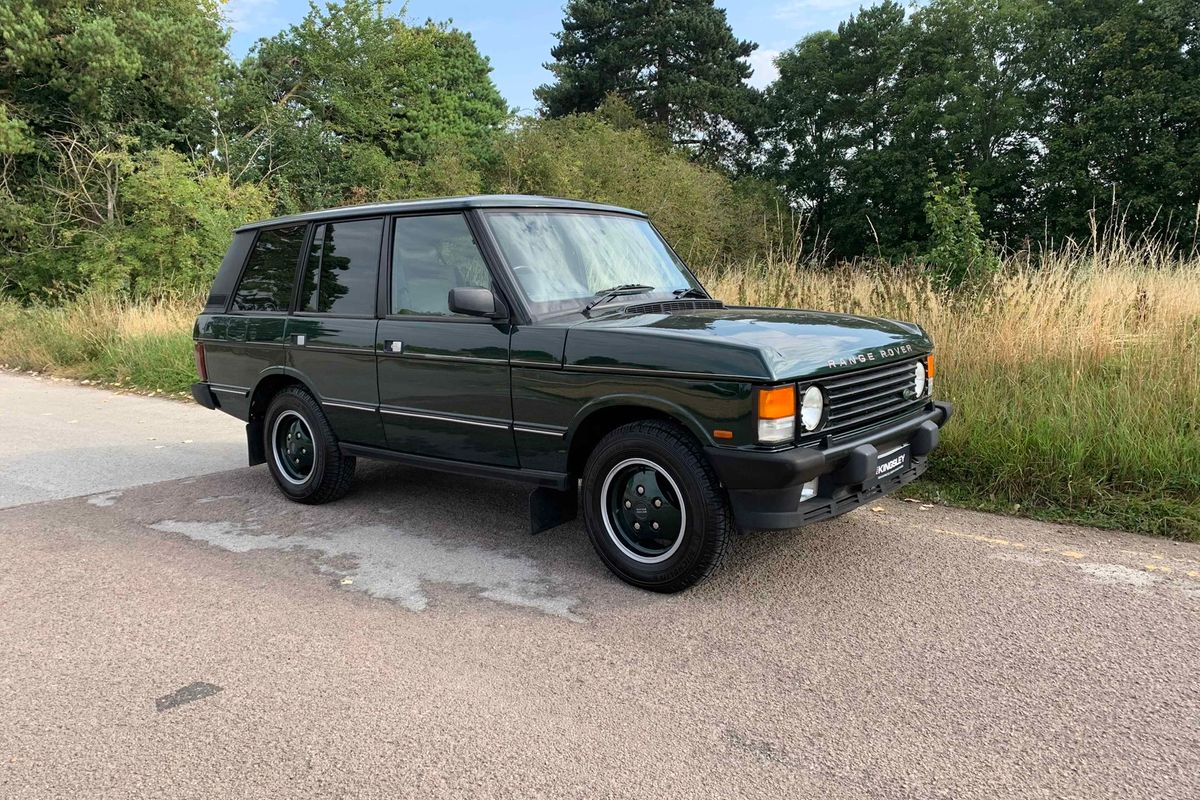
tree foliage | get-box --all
[536,0,758,163]
[766,0,1200,257]
[222,0,509,211]
[4,0,1200,297]
[924,162,999,287]
[0,0,227,148]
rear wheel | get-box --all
[263,387,355,504]
[581,420,732,592]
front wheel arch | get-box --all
[566,397,711,477]
[580,418,733,591]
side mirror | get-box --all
[448,286,505,319]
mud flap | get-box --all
[247,420,266,466]
[529,485,578,534]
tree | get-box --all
[0,0,227,149]
[924,162,999,287]
[765,0,1200,256]
[0,0,234,296]
[897,0,1042,246]
[1030,0,1200,245]
[766,2,912,254]
[536,0,758,163]
[222,0,509,211]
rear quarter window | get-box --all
[232,225,307,312]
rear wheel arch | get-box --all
[246,372,311,465]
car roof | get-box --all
[235,194,647,232]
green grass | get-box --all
[921,356,1200,539]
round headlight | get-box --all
[914,361,927,397]
[800,385,825,431]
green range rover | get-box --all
[193,195,951,591]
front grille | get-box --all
[807,357,926,441]
[623,299,725,315]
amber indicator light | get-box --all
[757,385,796,420]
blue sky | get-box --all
[224,0,871,114]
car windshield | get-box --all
[484,211,703,317]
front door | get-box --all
[376,212,516,467]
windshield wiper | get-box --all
[582,284,655,315]
[672,287,709,299]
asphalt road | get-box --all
[1,370,1198,799]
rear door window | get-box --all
[299,218,383,316]
[232,225,306,312]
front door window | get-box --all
[391,214,492,316]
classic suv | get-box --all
[193,195,951,591]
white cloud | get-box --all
[774,0,866,26]
[747,48,781,89]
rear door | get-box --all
[285,217,385,446]
[375,212,516,466]
[213,224,307,412]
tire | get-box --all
[263,386,356,504]
[581,420,733,592]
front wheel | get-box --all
[263,387,356,504]
[581,420,733,592]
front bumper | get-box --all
[706,401,953,530]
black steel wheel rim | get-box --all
[602,458,686,563]
[273,411,315,484]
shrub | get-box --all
[924,163,1000,287]
[487,99,787,267]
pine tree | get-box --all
[535,0,757,162]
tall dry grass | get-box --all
[0,293,197,393]
[698,237,1200,538]
[1,236,1197,537]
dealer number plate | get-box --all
[875,445,911,481]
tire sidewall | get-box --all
[264,391,331,500]
[582,428,717,588]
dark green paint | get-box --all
[195,197,935,482]
[606,463,684,557]
[285,315,382,444]
[565,307,930,381]
[376,318,516,466]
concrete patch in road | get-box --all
[149,518,583,621]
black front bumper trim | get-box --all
[705,401,952,531]
[706,401,952,491]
